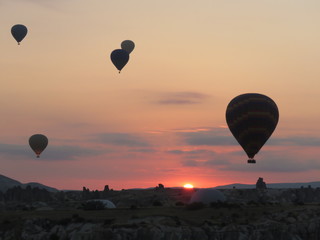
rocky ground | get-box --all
[1,203,320,239]
[2,187,320,239]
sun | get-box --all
[183,183,194,189]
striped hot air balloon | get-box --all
[226,93,279,164]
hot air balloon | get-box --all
[121,40,135,54]
[226,93,279,164]
[110,49,129,73]
[29,134,48,158]
[11,24,28,45]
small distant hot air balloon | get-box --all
[121,40,135,54]
[29,134,48,158]
[11,24,28,45]
[110,49,129,73]
[226,93,279,164]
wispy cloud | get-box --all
[182,157,229,167]
[172,127,213,133]
[93,133,150,147]
[0,144,29,157]
[0,143,104,161]
[128,148,156,153]
[269,136,320,146]
[43,145,104,160]
[185,135,237,146]
[145,127,212,135]
[158,99,199,105]
[174,149,231,167]
[182,159,202,167]
[167,149,216,157]
[178,148,320,173]
[179,128,237,146]
[156,91,209,105]
[217,154,320,173]
[178,128,320,147]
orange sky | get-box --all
[1,1,320,190]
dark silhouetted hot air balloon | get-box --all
[11,24,28,45]
[110,49,129,73]
[226,93,279,164]
[29,134,48,158]
[121,40,135,54]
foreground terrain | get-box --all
[1,186,320,239]
[1,203,320,239]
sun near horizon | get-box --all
[183,183,194,189]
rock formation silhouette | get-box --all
[256,177,267,190]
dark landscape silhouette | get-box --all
[1,174,320,239]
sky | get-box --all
[1,0,320,190]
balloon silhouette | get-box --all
[110,49,129,73]
[29,134,48,158]
[11,24,28,45]
[121,40,135,54]
[226,93,279,164]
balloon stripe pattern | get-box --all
[226,93,279,161]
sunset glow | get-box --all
[184,184,194,189]
[1,1,320,191]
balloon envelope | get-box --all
[121,40,135,54]
[29,134,48,158]
[226,93,279,163]
[110,49,129,73]
[11,24,28,45]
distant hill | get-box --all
[0,174,22,192]
[214,181,320,189]
[22,182,58,192]
[0,174,58,193]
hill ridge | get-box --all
[0,174,58,192]
[214,181,320,189]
